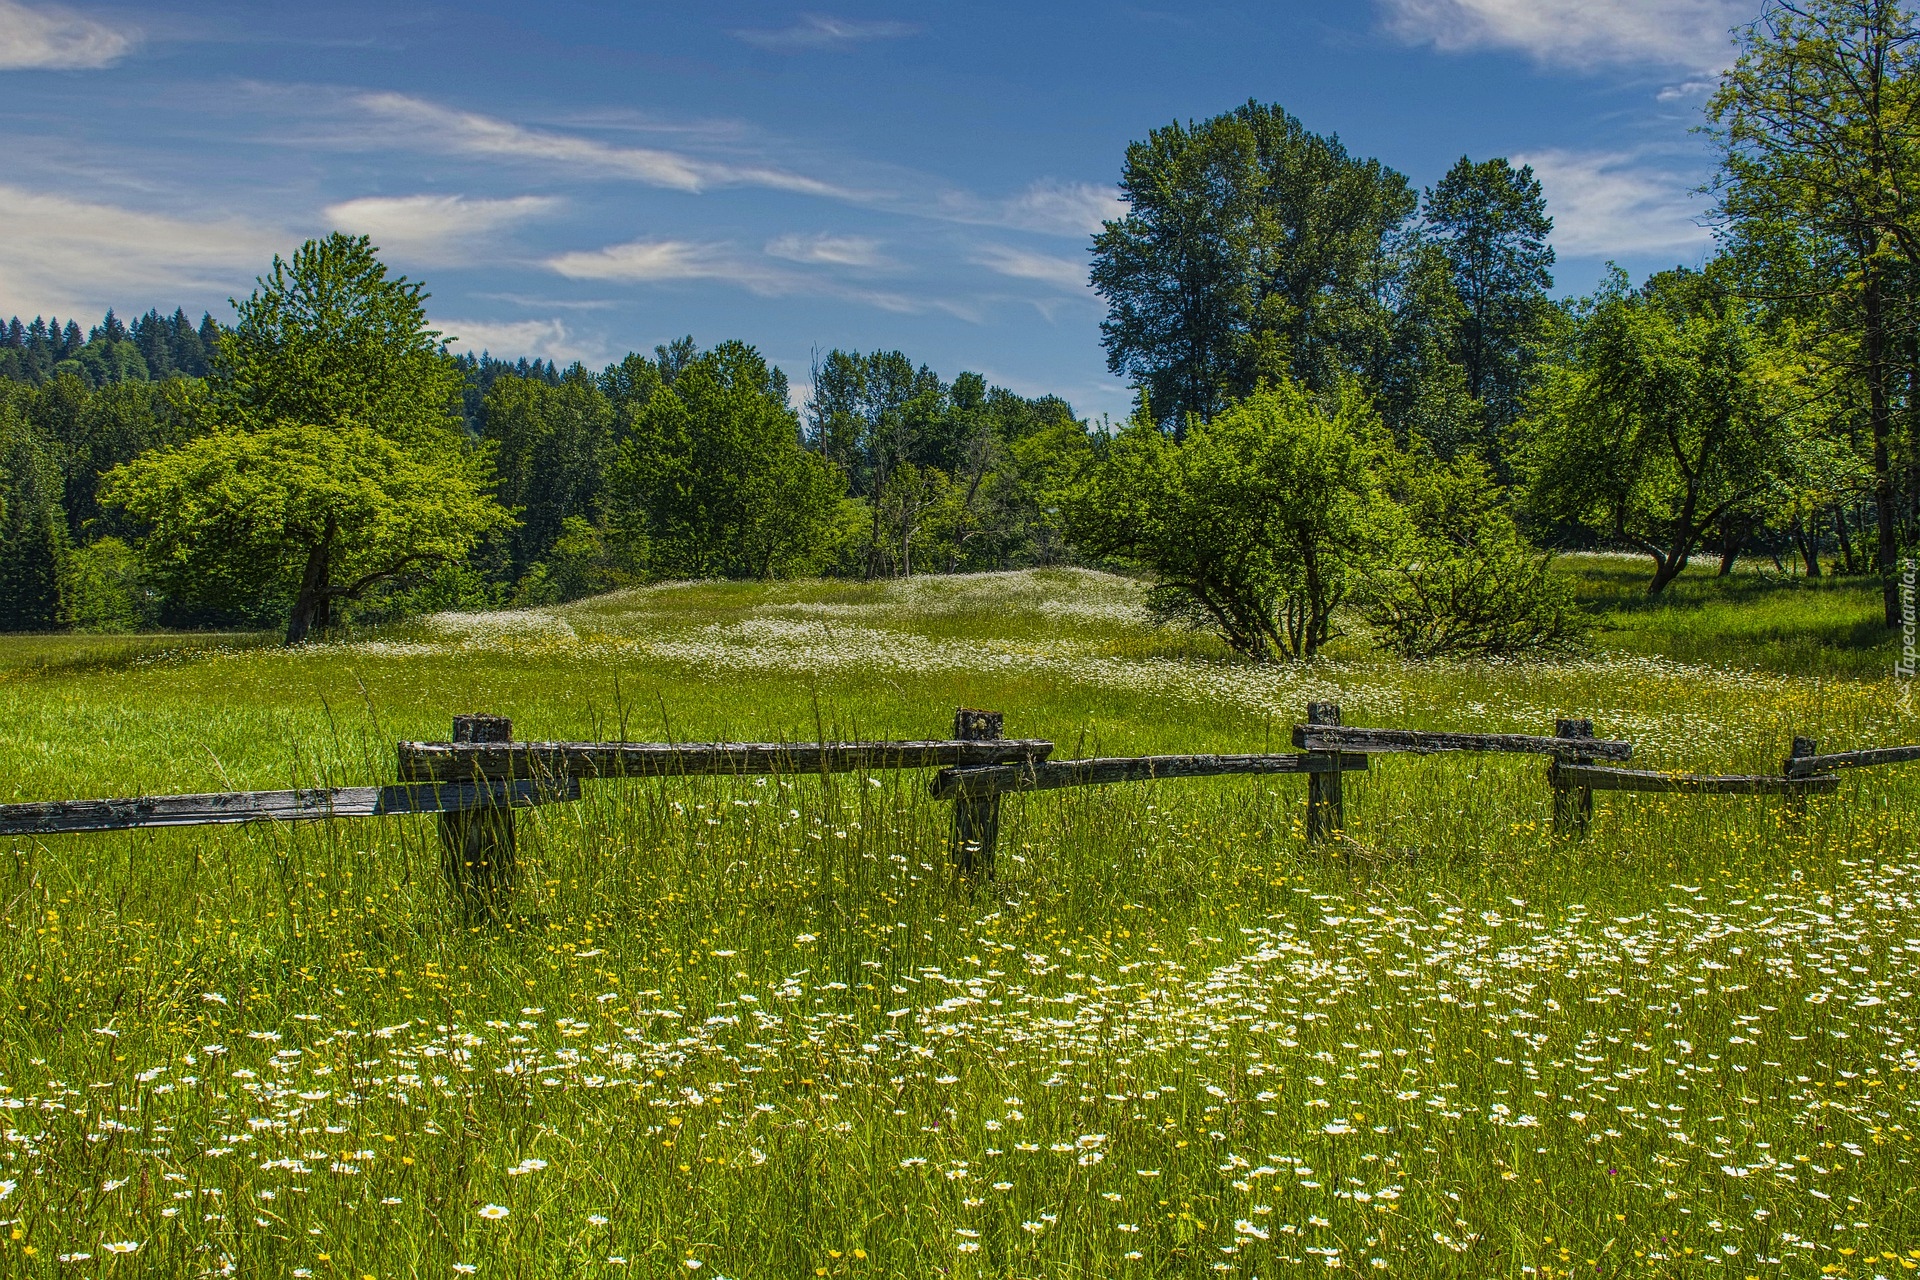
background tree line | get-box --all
[3,0,1907,659]
[0,241,1099,640]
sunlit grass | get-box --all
[2,564,1917,1277]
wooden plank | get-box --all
[1553,764,1838,796]
[1784,742,1920,778]
[1292,724,1633,762]
[398,739,1056,783]
[0,779,579,838]
[931,752,1367,801]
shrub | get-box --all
[1061,380,1395,660]
[61,536,149,633]
[1364,453,1588,658]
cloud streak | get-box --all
[355,93,853,199]
[348,94,1111,241]
[439,317,601,367]
[0,0,134,70]
[991,180,1126,236]
[764,232,890,268]
[0,182,281,316]
[972,244,1089,293]
[1379,0,1747,72]
[324,194,562,265]
[1516,149,1713,257]
[545,237,975,318]
[733,14,920,51]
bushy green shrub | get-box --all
[61,536,149,633]
[1364,452,1588,658]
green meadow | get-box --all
[3,558,1918,1278]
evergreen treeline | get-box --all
[0,288,1095,632]
[0,309,221,386]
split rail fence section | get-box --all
[0,703,1895,916]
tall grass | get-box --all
[1,564,1916,1277]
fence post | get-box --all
[441,714,516,920]
[1305,702,1344,845]
[1551,718,1596,838]
[951,708,1004,877]
[1786,736,1816,826]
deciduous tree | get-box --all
[1063,380,1394,659]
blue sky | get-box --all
[0,0,1748,420]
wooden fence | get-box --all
[0,703,1896,917]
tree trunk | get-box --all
[1792,512,1822,578]
[1837,505,1859,574]
[1866,269,1900,625]
[1717,518,1742,576]
[284,517,335,646]
[1647,553,1686,596]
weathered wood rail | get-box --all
[398,738,1052,782]
[0,779,575,838]
[929,752,1367,800]
[1552,764,1841,796]
[8,703,1920,916]
[1291,724,1634,761]
[1783,742,1920,779]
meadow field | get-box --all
[2,557,1917,1278]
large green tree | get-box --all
[0,396,68,632]
[104,235,508,642]
[1709,0,1920,623]
[1518,268,1798,595]
[1092,102,1416,433]
[208,234,467,448]
[105,424,507,640]
[1422,156,1556,442]
[481,366,616,579]
[607,341,844,580]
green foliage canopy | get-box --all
[1092,102,1416,434]
[1517,269,1797,595]
[1064,380,1394,659]
[208,234,465,447]
[607,341,844,580]
[104,234,507,641]
[103,423,508,637]
[1364,450,1588,658]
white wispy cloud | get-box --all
[355,93,851,199]
[546,237,977,318]
[1379,0,1748,72]
[439,317,601,366]
[733,14,920,51]
[1516,149,1713,257]
[547,239,778,287]
[1656,79,1715,102]
[972,244,1089,292]
[764,232,890,268]
[0,0,134,70]
[0,183,280,316]
[345,95,1111,242]
[990,180,1125,236]
[323,194,562,265]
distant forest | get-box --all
[0,293,1088,636]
